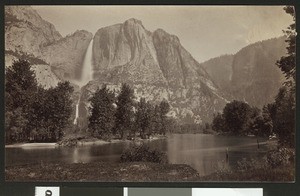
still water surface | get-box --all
[6,134,269,176]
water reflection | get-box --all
[6,134,268,176]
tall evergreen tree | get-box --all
[47,81,74,140]
[135,98,153,139]
[5,59,38,142]
[88,85,115,138]
[159,100,170,135]
[115,83,135,139]
[276,6,296,89]
[5,59,38,110]
[272,87,295,147]
[26,87,48,141]
[269,6,296,147]
[27,81,74,141]
[152,104,161,134]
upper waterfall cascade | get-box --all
[77,39,94,87]
[73,39,94,125]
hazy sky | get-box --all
[33,6,292,63]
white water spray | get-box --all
[73,100,80,125]
[73,39,94,125]
[78,39,94,87]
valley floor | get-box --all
[5,161,294,182]
[5,162,199,182]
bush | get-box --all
[237,158,266,171]
[120,143,167,163]
[266,147,295,168]
[235,147,294,172]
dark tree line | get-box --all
[212,6,295,147]
[88,85,116,139]
[270,6,295,147]
[88,83,171,140]
[5,60,74,144]
[211,100,272,137]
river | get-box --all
[5,134,270,176]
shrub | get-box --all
[237,158,266,171]
[120,143,167,163]
[266,147,295,168]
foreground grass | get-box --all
[5,162,200,182]
[200,165,295,182]
[6,162,294,182]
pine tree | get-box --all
[5,59,38,142]
[159,100,170,135]
[152,105,161,135]
[5,59,38,110]
[26,87,48,141]
[115,83,135,139]
[135,98,153,139]
[25,81,74,142]
[270,6,296,147]
[272,87,295,147]
[48,81,74,140]
[5,60,74,142]
[276,6,296,89]
[88,85,115,139]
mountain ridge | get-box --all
[5,6,93,88]
[82,18,228,123]
[201,36,287,107]
[5,6,287,124]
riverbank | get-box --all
[5,135,167,148]
[5,162,199,182]
[5,161,294,182]
[5,142,58,148]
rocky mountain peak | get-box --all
[153,28,180,44]
[87,19,228,123]
[5,5,62,57]
[73,29,93,36]
[5,6,93,88]
[124,18,144,26]
[201,36,287,108]
[92,18,166,86]
[5,6,62,41]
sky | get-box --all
[33,6,293,63]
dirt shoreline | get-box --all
[5,161,293,182]
[5,136,166,148]
[5,161,200,182]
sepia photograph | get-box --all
[4,5,296,182]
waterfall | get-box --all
[78,39,94,87]
[73,100,80,125]
[74,39,94,125]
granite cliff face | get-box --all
[5,6,286,123]
[92,19,166,85]
[5,6,93,87]
[40,30,93,80]
[230,37,287,107]
[81,18,227,123]
[5,6,62,57]
[201,54,234,90]
[201,37,287,108]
